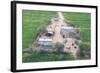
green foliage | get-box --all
[79,42,91,59]
[60,54,75,60]
[80,29,91,42]
[22,53,75,63]
[54,42,64,53]
[37,25,47,34]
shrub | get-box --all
[54,42,64,53]
[79,42,91,59]
[37,25,47,34]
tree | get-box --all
[79,42,91,59]
[37,25,46,34]
[54,42,64,60]
[54,42,64,53]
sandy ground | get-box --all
[51,12,68,43]
[52,21,64,43]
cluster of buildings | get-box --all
[34,16,81,57]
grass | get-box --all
[63,12,91,28]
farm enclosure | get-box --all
[22,10,91,63]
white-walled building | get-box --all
[38,37,53,46]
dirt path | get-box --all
[52,21,64,43]
[58,12,65,20]
[51,12,67,43]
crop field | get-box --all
[22,10,91,63]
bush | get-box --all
[37,25,47,34]
[79,42,91,59]
[54,42,64,53]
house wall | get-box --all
[38,41,52,46]
[63,38,80,56]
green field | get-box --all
[22,10,91,62]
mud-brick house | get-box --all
[63,38,80,57]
